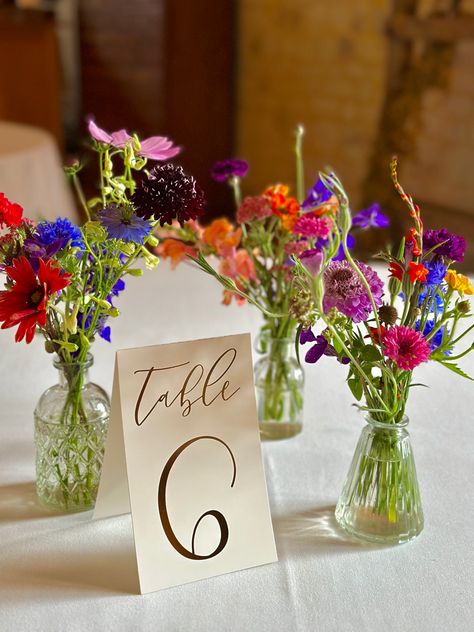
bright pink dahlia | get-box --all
[323,260,384,322]
[293,215,333,238]
[382,325,431,371]
[236,195,272,224]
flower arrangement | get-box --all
[0,120,204,510]
[157,129,388,439]
[289,159,473,542]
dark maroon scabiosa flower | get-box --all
[423,228,466,262]
[132,164,205,226]
[211,159,249,182]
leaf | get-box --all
[438,361,474,381]
[360,344,382,362]
[347,377,363,401]
[408,383,429,388]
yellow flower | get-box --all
[445,269,474,295]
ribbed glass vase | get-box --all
[335,414,423,544]
[34,355,110,512]
[254,332,304,440]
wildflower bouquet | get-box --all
[0,120,204,510]
[290,159,473,542]
[157,130,388,440]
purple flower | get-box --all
[423,228,466,262]
[211,159,249,182]
[300,248,323,276]
[332,233,356,261]
[87,119,180,161]
[352,203,390,230]
[323,260,384,323]
[302,177,332,209]
[98,205,151,243]
[300,328,350,364]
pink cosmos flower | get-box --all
[87,119,181,161]
[382,325,431,371]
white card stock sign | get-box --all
[94,333,277,594]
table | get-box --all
[0,263,473,632]
[0,121,77,222]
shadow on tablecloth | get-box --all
[0,481,52,521]
[273,504,387,556]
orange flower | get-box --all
[281,213,299,231]
[219,248,256,282]
[157,239,196,269]
[203,218,242,256]
[407,261,428,283]
[312,195,339,216]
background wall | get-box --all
[237,0,474,265]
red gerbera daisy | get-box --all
[0,257,71,343]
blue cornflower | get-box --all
[352,203,390,230]
[98,205,151,243]
[416,320,451,354]
[418,286,444,313]
[36,217,83,249]
[302,177,332,209]
[422,259,447,286]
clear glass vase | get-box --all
[254,332,304,441]
[335,414,424,544]
[34,354,110,512]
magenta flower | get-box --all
[293,215,333,239]
[323,260,384,322]
[382,325,431,371]
[87,119,180,161]
[211,159,249,182]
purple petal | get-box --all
[300,328,317,344]
[88,119,112,143]
[305,338,328,363]
[300,248,323,275]
[332,233,356,260]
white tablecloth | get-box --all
[0,264,473,632]
[0,121,77,222]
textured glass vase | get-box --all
[254,332,304,440]
[34,355,110,512]
[335,415,423,544]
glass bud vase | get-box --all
[34,355,110,513]
[335,415,424,544]
[254,332,304,440]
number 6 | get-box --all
[158,436,237,560]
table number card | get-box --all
[94,333,278,594]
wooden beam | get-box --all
[388,14,474,42]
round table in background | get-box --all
[0,120,77,221]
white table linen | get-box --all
[0,121,77,222]
[0,263,473,632]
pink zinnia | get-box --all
[236,196,272,224]
[293,214,333,238]
[382,325,431,371]
[323,260,384,323]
